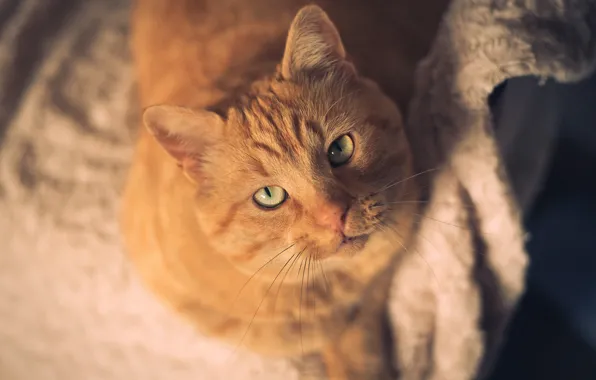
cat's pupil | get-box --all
[328,134,354,167]
[253,186,287,209]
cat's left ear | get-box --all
[281,5,356,79]
[143,105,224,180]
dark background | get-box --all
[489,73,596,379]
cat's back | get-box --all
[132,0,449,108]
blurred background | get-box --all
[489,74,596,379]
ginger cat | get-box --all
[122,0,448,377]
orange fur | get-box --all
[122,0,448,377]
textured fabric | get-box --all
[389,0,596,378]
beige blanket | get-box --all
[390,0,595,378]
[0,0,593,379]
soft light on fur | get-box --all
[122,0,448,377]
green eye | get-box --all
[253,186,287,209]
[327,134,355,167]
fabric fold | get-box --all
[389,0,596,378]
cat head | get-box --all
[143,6,414,270]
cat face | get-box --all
[143,6,414,270]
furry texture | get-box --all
[122,2,445,377]
[388,0,596,378]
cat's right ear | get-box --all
[281,5,356,79]
[143,105,224,179]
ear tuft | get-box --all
[281,5,355,79]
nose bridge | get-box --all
[305,178,350,232]
[304,173,349,205]
[289,162,350,229]
[311,166,348,199]
[311,197,346,232]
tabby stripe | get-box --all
[213,199,244,235]
[234,107,254,140]
[292,198,305,218]
[281,129,301,155]
[231,241,267,262]
[250,159,270,177]
[253,100,284,152]
[262,108,278,134]
[270,104,299,154]
[305,120,324,141]
[253,96,276,132]
[291,112,304,146]
[252,142,282,159]
[271,123,298,156]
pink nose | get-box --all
[312,202,347,233]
